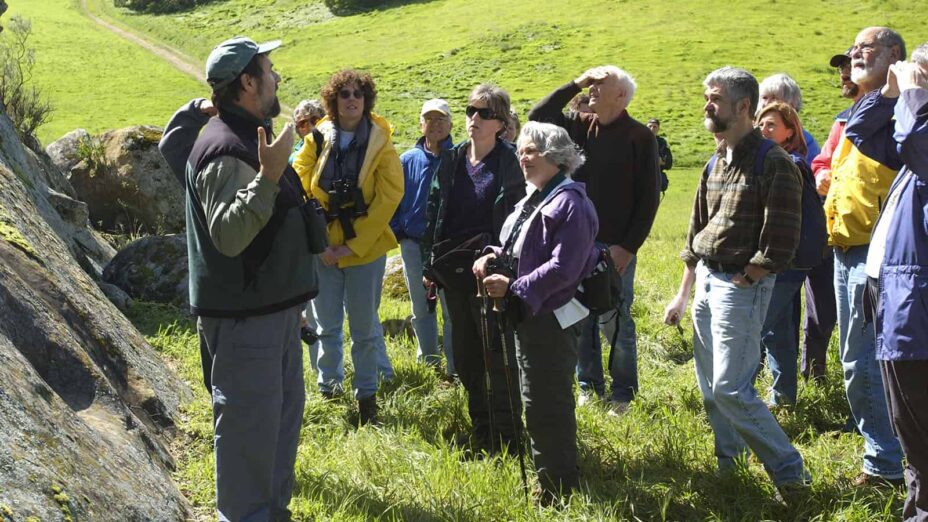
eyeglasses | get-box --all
[339,89,364,100]
[465,105,497,120]
[423,114,449,123]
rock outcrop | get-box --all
[103,234,189,310]
[52,125,185,235]
[0,108,192,519]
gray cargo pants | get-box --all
[199,304,305,522]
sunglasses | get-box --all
[339,89,364,100]
[465,105,497,120]
[296,116,320,127]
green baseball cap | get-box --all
[205,36,282,90]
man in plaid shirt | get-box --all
[663,66,810,498]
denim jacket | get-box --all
[876,88,928,361]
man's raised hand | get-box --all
[257,122,295,183]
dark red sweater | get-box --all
[528,82,660,253]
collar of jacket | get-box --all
[416,135,454,157]
[218,102,273,132]
[314,112,394,188]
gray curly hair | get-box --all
[517,121,586,175]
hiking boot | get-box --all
[850,472,904,488]
[605,399,630,417]
[774,480,811,508]
[358,396,379,426]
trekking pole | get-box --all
[492,294,529,501]
[476,279,497,453]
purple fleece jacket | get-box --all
[490,181,600,317]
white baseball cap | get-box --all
[420,98,451,117]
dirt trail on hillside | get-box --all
[78,1,294,119]
[79,0,206,83]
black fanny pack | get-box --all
[576,244,621,315]
[426,232,492,292]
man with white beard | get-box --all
[824,26,906,488]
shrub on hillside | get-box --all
[323,0,416,15]
[113,0,216,14]
[0,15,52,151]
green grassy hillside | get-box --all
[11,0,927,519]
[33,0,928,161]
[7,0,203,145]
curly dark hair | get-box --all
[320,69,377,124]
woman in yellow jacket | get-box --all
[293,69,403,424]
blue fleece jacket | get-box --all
[390,135,453,241]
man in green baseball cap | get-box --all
[164,35,321,522]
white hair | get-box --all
[913,42,928,67]
[517,121,586,175]
[293,99,324,121]
[601,65,637,102]
[759,73,803,112]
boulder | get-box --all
[0,107,191,520]
[382,253,408,300]
[98,281,133,312]
[103,234,189,309]
[67,125,185,234]
[45,128,91,179]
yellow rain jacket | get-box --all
[293,113,403,268]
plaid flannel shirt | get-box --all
[681,130,802,273]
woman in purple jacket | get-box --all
[474,121,599,504]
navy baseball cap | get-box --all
[205,36,281,90]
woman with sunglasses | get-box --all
[293,69,403,425]
[289,99,325,164]
[421,84,526,453]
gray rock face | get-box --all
[0,109,191,519]
[66,126,185,234]
[45,128,91,179]
[103,234,189,309]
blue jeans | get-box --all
[577,256,638,402]
[760,274,804,405]
[833,245,904,478]
[399,238,454,375]
[692,263,807,485]
[314,255,394,400]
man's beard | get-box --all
[851,53,890,87]
[841,81,860,99]
[704,112,730,133]
[266,97,281,119]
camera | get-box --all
[486,254,515,279]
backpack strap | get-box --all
[754,138,776,176]
[704,154,718,179]
[704,137,776,180]
[311,128,324,157]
